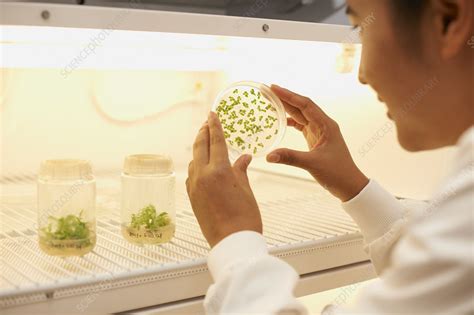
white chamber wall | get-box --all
[0,30,454,199]
[0,68,225,175]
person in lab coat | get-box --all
[186,0,474,314]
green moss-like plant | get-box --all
[41,211,92,246]
[130,205,171,230]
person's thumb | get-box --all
[266,148,310,169]
[233,154,252,173]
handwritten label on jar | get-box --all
[127,229,164,239]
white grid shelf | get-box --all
[0,170,365,312]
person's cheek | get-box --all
[365,35,401,110]
[359,37,381,94]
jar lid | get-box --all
[123,154,174,175]
[39,159,93,180]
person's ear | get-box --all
[431,0,473,59]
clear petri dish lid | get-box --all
[212,81,287,160]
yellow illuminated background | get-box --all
[0,26,454,199]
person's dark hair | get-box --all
[390,0,429,51]
[391,0,428,25]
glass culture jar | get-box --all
[121,154,176,245]
[37,160,96,256]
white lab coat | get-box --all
[204,126,474,315]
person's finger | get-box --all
[233,154,252,185]
[208,111,230,165]
[271,85,329,124]
[233,154,252,173]
[266,148,311,170]
[188,161,194,176]
[287,117,305,132]
[281,100,308,126]
[193,122,210,166]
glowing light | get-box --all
[0,25,361,77]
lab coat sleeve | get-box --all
[324,173,474,314]
[342,180,408,275]
[205,230,308,315]
[204,180,410,314]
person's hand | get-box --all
[267,85,369,202]
[186,112,262,248]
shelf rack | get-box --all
[0,170,372,313]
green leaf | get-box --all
[41,211,91,245]
[130,205,171,230]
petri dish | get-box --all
[212,81,287,160]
